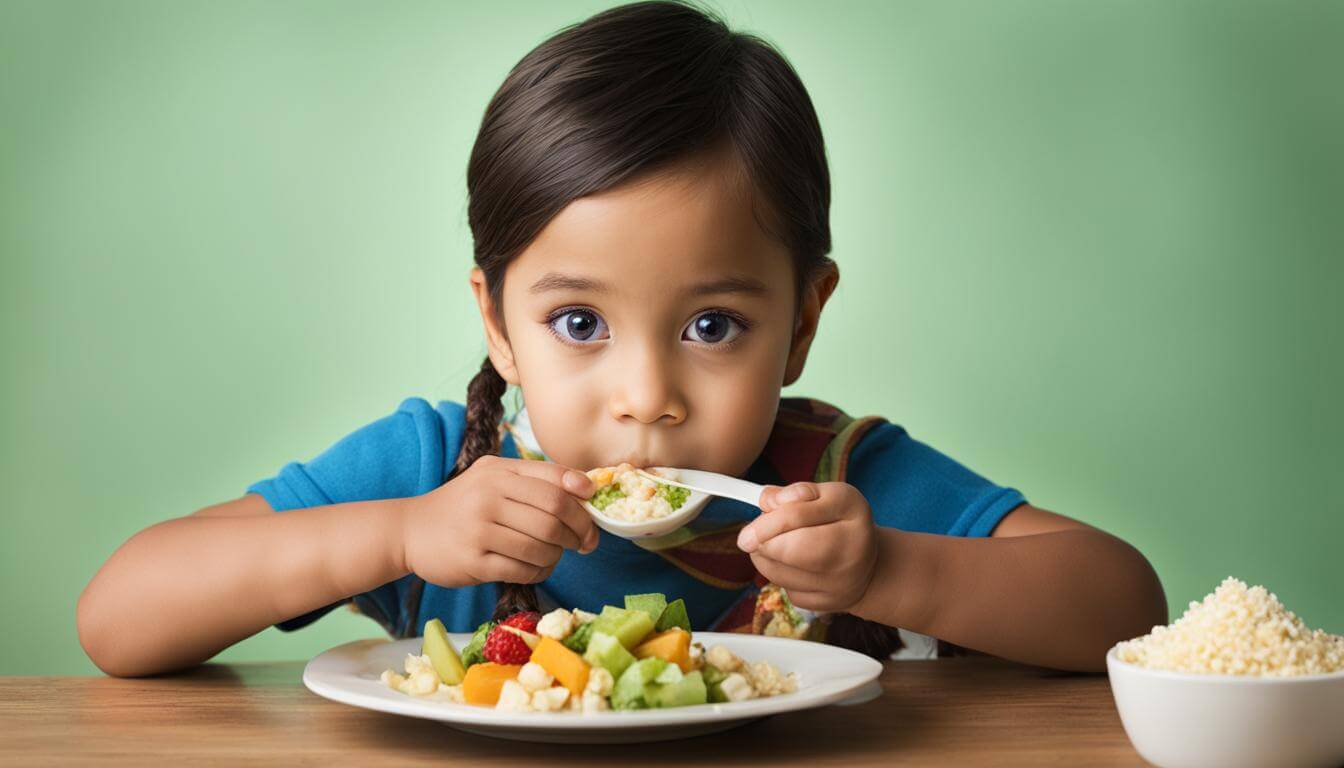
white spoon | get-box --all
[581,468,767,539]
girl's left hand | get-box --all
[736,481,878,613]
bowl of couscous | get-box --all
[1106,577,1344,768]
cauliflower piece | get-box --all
[584,667,614,697]
[403,668,440,696]
[496,679,533,712]
[531,686,571,712]
[537,608,576,640]
[718,672,755,702]
[380,669,406,690]
[517,662,555,693]
[403,653,435,677]
[706,644,744,672]
[744,661,797,696]
[581,691,610,714]
[430,684,465,703]
[572,608,598,625]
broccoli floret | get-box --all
[590,485,626,510]
[656,483,690,510]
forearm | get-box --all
[77,497,410,677]
[854,528,1167,671]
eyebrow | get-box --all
[528,272,769,297]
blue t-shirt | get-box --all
[247,398,1025,637]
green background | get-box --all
[2,0,1340,675]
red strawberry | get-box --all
[483,611,541,665]
[501,611,541,634]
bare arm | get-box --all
[76,455,599,679]
[76,494,410,677]
[854,504,1168,671]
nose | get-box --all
[607,339,687,426]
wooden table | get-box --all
[0,657,1145,766]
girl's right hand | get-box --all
[398,455,599,588]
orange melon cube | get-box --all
[529,636,590,697]
[633,628,692,672]
[461,662,523,706]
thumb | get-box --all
[757,485,786,511]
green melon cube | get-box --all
[582,630,636,680]
[624,593,668,624]
[653,670,707,708]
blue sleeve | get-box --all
[846,422,1026,537]
[246,397,466,634]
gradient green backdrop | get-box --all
[2,0,1341,675]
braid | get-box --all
[453,356,509,476]
[453,357,540,620]
[823,613,904,660]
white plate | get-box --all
[303,632,884,743]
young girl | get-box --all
[77,1,1166,678]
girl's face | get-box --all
[472,156,835,476]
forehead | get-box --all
[508,158,793,289]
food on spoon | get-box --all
[585,463,691,522]
[381,592,798,712]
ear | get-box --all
[783,262,839,386]
[469,268,521,385]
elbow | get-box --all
[77,583,162,678]
[1089,536,1168,666]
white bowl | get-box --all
[1107,647,1344,768]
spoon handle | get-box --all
[638,468,767,508]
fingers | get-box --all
[497,500,582,553]
[502,457,595,498]
[488,520,564,568]
[501,475,600,554]
[737,502,841,554]
[471,553,554,584]
[749,552,831,594]
[758,482,820,511]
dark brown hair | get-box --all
[456,1,899,658]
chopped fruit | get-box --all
[653,669,707,708]
[379,593,799,712]
[461,662,523,706]
[656,598,692,633]
[633,628,693,672]
[611,657,669,710]
[583,630,637,680]
[421,618,466,685]
[484,615,541,665]
[501,611,541,633]
[499,624,541,649]
[590,606,655,650]
[530,636,591,697]
[624,593,668,624]
[459,620,496,668]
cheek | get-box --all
[687,332,791,474]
